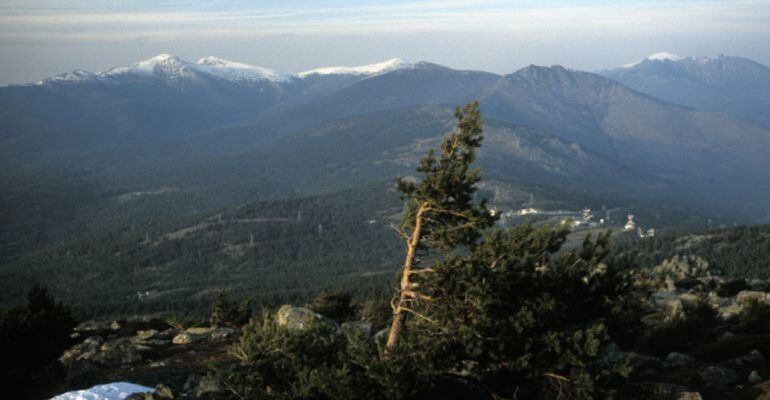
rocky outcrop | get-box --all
[699,365,738,388]
[172,326,237,344]
[276,305,336,331]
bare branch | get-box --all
[399,306,438,325]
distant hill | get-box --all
[602,54,770,129]
[479,65,770,213]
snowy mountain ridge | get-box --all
[620,52,685,68]
[297,58,412,78]
[32,55,414,86]
[34,54,289,86]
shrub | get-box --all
[306,290,355,322]
[210,291,252,327]
[356,297,391,330]
[641,301,718,356]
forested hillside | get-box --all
[614,224,770,279]
[1,184,403,317]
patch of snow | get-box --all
[131,53,185,74]
[297,58,411,78]
[196,56,288,82]
[620,52,685,69]
[34,70,97,85]
[50,382,154,400]
[646,52,683,62]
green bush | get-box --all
[306,290,355,322]
[641,301,718,356]
[210,291,252,327]
[356,297,391,330]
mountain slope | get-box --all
[602,54,770,129]
[478,65,770,212]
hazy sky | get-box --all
[1,0,769,85]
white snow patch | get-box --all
[50,382,154,400]
[34,70,97,85]
[620,52,685,68]
[646,52,683,61]
[297,58,411,78]
[196,56,288,82]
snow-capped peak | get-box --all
[646,52,683,62]
[196,56,288,82]
[130,53,187,75]
[32,54,289,85]
[297,58,412,78]
[620,52,685,68]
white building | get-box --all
[624,214,636,231]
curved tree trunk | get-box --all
[385,205,425,350]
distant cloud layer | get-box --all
[2,0,769,85]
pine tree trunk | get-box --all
[386,205,425,350]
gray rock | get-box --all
[675,392,702,400]
[172,327,212,345]
[749,370,763,383]
[745,349,765,364]
[60,336,104,365]
[736,290,770,306]
[172,326,237,344]
[210,326,237,341]
[728,349,764,366]
[94,338,142,366]
[699,365,738,388]
[131,329,170,347]
[195,375,223,397]
[276,305,336,332]
[154,384,174,399]
[664,352,695,368]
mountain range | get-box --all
[2,52,770,306]
[602,53,770,129]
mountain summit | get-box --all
[620,52,684,68]
[33,54,288,86]
[603,54,770,128]
[297,58,412,78]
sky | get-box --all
[1,0,769,85]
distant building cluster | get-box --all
[496,203,655,239]
[566,208,604,229]
[624,214,655,238]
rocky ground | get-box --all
[52,255,770,399]
[615,255,770,399]
[56,317,239,399]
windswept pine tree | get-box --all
[386,101,496,350]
